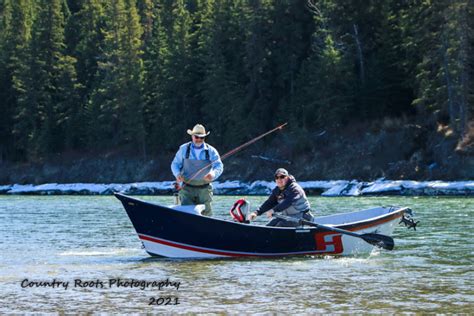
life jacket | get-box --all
[276,177,311,215]
[230,199,250,224]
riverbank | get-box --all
[1,119,473,185]
[1,179,473,196]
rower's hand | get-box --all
[266,209,274,218]
[203,173,214,182]
[176,175,184,183]
[248,212,258,221]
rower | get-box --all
[248,168,314,227]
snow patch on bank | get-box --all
[1,179,473,196]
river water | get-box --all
[0,195,472,313]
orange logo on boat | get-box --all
[314,232,343,254]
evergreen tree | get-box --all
[88,0,145,154]
[66,0,104,100]
[154,0,195,148]
[198,0,246,145]
[401,0,472,136]
[122,0,146,156]
[294,29,354,130]
[241,0,273,134]
[137,0,154,46]
[267,0,314,126]
[142,0,166,153]
[14,0,80,157]
[1,0,34,160]
[368,0,414,118]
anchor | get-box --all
[399,209,419,230]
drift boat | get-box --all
[115,193,414,258]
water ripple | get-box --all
[0,195,472,313]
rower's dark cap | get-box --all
[274,168,289,177]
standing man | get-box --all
[171,124,223,216]
[247,168,314,226]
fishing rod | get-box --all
[175,122,288,190]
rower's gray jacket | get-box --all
[256,176,311,216]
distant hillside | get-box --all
[1,0,472,169]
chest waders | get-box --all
[182,144,211,186]
[179,144,213,216]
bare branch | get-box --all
[306,0,321,16]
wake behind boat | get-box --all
[115,193,416,259]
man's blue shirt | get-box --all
[171,142,224,180]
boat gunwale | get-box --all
[114,193,407,232]
[329,207,408,230]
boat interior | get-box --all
[168,202,404,226]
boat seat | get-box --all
[169,204,205,215]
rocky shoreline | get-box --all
[1,179,473,196]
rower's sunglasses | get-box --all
[275,175,287,180]
[193,135,205,139]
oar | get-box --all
[275,214,394,250]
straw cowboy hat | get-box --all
[187,124,210,137]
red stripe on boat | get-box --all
[138,234,332,257]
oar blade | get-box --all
[361,233,395,251]
[280,215,396,251]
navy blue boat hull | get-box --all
[115,193,405,258]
